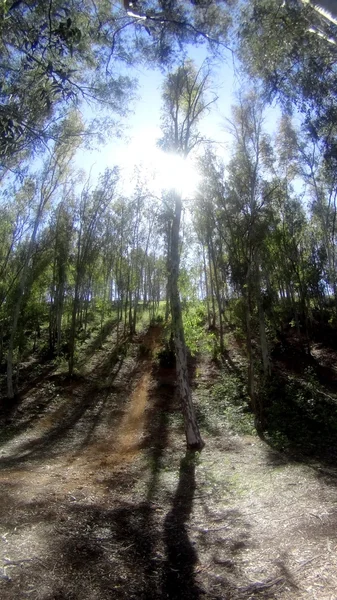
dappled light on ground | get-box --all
[0,325,337,598]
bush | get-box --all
[209,372,255,435]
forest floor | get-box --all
[0,324,337,599]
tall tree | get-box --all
[160,60,217,450]
[237,0,337,164]
[0,0,230,178]
[68,167,120,376]
[6,114,82,398]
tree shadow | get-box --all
[220,349,245,381]
[144,363,177,502]
[0,349,130,467]
[262,369,337,468]
[36,454,202,600]
[161,452,202,600]
[80,318,118,360]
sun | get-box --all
[119,128,201,197]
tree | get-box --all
[6,115,82,397]
[237,0,337,163]
[68,167,120,376]
[160,60,217,450]
[0,0,230,178]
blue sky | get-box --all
[75,45,238,185]
[74,43,282,195]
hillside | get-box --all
[0,323,337,600]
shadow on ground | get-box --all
[0,342,133,467]
[261,367,337,469]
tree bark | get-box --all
[255,264,271,377]
[202,244,211,328]
[7,201,44,398]
[170,192,204,451]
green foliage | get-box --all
[183,301,215,356]
[211,373,255,436]
[159,59,215,155]
[1,0,230,175]
[195,370,255,437]
[238,0,337,172]
[151,314,164,324]
[262,370,337,456]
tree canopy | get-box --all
[0,0,231,177]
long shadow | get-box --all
[0,364,55,424]
[75,354,127,453]
[0,321,123,442]
[80,318,118,361]
[34,457,201,600]
[145,363,177,502]
[0,370,73,449]
[0,349,129,468]
[162,452,201,600]
[220,349,245,381]
[273,341,337,393]
[0,488,320,600]
[262,368,337,468]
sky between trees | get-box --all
[2,0,337,447]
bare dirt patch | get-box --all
[0,325,337,599]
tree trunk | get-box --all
[68,263,82,376]
[202,244,211,328]
[170,192,204,451]
[245,291,255,411]
[56,281,64,357]
[207,243,216,328]
[7,202,43,398]
[256,264,271,376]
[165,222,172,322]
[209,238,225,353]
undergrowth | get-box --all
[197,371,255,437]
[262,368,337,458]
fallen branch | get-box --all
[239,576,285,593]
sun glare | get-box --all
[119,128,201,197]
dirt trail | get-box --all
[0,326,337,599]
[114,371,151,460]
[76,326,162,473]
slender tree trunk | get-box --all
[7,298,21,398]
[245,290,255,411]
[256,264,271,376]
[207,243,216,328]
[0,320,4,366]
[209,238,224,353]
[68,281,80,377]
[7,203,43,398]
[202,245,211,328]
[170,192,204,451]
[245,256,261,420]
[165,222,172,322]
[56,282,64,357]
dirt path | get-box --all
[0,327,337,599]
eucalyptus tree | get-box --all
[125,177,158,335]
[193,165,226,340]
[262,114,336,330]
[68,167,120,376]
[159,60,217,450]
[6,114,82,398]
[0,0,230,178]
[237,0,337,163]
[226,94,273,416]
[48,194,75,357]
[195,92,273,424]
[295,132,337,311]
